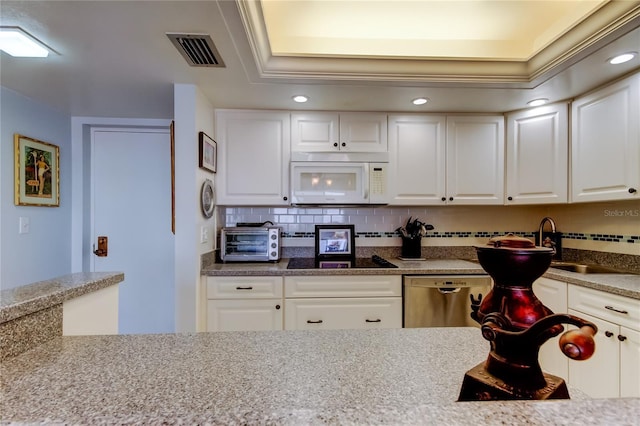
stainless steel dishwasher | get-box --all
[404,275,492,328]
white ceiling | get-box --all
[0,1,639,119]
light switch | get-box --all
[200,226,209,244]
[19,217,30,234]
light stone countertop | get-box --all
[202,258,640,300]
[0,272,125,323]
[2,327,638,425]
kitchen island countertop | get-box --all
[2,327,638,425]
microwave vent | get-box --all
[167,33,225,67]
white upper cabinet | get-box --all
[446,115,505,205]
[506,103,569,204]
[291,112,387,153]
[571,73,640,202]
[215,110,291,205]
[387,114,446,205]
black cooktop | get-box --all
[287,255,398,269]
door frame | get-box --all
[70,118,171,273]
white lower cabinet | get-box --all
[532,278,568,379]
[567,284,640,398]
[284,275,402,330]
[205,276,284,332]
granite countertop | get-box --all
[2,327,638,425]
[202,258,640,300]
[0,272,125,323]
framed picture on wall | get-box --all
[198,131,217,173]
[14,134,60,207]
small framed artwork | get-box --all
[14,134,60,207]
[199,131,217,173]
[315,224,356,260]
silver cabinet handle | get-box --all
[605,305,628,314]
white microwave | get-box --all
[290,161,389,205]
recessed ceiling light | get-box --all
[608,52,637,65]
[527,98,548,107]
[292,95,309,103]
[0,26,50,57]
[412,98,428,105]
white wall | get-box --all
[174,84,215,332]
[0,87,72,290]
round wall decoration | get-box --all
[201,179,215,218]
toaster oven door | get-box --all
[222,229,273,261]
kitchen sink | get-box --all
[549,262,627,274]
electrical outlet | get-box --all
[19,217,30,234]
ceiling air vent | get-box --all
[167,33,225,67]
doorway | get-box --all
[91,127,174,334]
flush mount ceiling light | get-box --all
[608,52,637,65]
[412,98,428,105]
[292,95,309,103]
[0,26,50,57]
[527,98,548,107]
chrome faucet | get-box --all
[538,217,557,249]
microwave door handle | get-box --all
[364,164,370,200]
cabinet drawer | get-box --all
[284,297,402,330]
[284,275,401,298]
[207,276,283,299]
[568,285,640,331]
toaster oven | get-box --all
[220,226,282,262]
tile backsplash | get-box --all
[221,200,640,255]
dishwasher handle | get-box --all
[438,287,461,294]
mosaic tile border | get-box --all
[282,231,639,244]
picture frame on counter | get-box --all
[198,131,217,173]
[14,134,60,207]
[315,224,356,260]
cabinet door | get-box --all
[506,104,568,204]
[215,110,291,205]
[567,309,620,398]
[446,116,505,204]
[571,73,640,202]
[291,112,339,152]
[339,112,388,152]
[620,326,640,397]
[284,297,402,330]
[532,278,568,379]
[387,115,446,205]
[207,299,283,331]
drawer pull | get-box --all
[365,319,382,323]
[618,335,628,342]
[307,320,323,324]
[605,305,628,314]
[235,286,253,290]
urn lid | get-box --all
[476,233,553,252]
